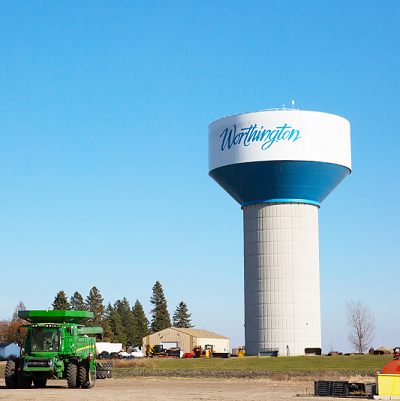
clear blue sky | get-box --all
[0,1,399,353]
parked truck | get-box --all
[4,310,103,389]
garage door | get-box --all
[161,342,178,349]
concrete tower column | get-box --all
[243,202,321,356]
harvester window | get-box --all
[31,327,60,352]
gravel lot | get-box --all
[0,376,348,400]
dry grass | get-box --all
[272,370,377,384]
[268,373,292,381]
[0,362,5,375]
[110,358,156,369]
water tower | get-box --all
[208,109,351,356]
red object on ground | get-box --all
[380,360,400,374]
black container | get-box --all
[332,381,349,397]
[314,381,332,396]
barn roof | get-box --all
[168,327,228,339]
[0,343,12,347]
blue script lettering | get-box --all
[220,125,236,150]
[220,123,301,151]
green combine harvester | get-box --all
[4,310,103,389]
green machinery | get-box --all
[4,310,103,389]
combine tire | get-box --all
[66,358,79,388]
[17,358,32,388]
[96,362,113,379]
[5,359,18,389]
[33,379,47,388]
[96,370,107,379]
[105,362,113,378]
[79,359,95,389]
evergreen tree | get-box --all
[132,299,150,347]
[109,304,124,343]
[115,298,135,345]
[70,291,86,311]
[102,303,122,342]
[150,281,171,332]
[52,291,71,310]
[85,286,105,327]
[100,316,114,343]
[173,301,193,328]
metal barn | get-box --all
[143,328,230,355]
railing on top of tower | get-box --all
[209,107,301,125]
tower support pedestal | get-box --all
[243,202,321,356]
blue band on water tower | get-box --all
[209,160,350,207]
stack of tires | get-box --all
[96,362,113,379]
[99,350,112,359]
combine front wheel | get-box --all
[5,359,18,389]
[17,358,32,388]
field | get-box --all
[110,354,391,379]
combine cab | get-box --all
[4,310,103,389]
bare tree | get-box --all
[345,299,376,353]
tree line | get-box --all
[1,296,376,353]
[51,280,193,347]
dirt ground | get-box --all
[0,376,347,400]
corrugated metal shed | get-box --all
[173,328,228,339]
[143,328,230,354]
